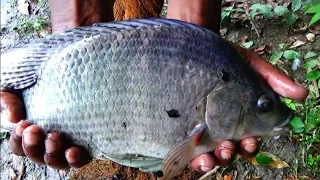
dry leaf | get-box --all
[293,23,308,33]
[236,170,250,180]
[255,45,266,52]
[256,51,265,55]
[309,26,320,35]
[17,0,30,15]
[220,28,228,36]
[240,36,248,44]
[283,2,291,7]
[298,176,313,180]
[246,151,290,168]
[16,164,24,180]
[224,174,232,180]
[306,33,315,42]
[216,172,224,180]
[198,166,220,180]
[231,170,238,180]
[266,0,278,7]
[289,40,306,48]
[264,44,273,54]
[9,167,17,180]
[283,175,296,180]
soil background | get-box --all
[0,0,319,179]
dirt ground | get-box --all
[0,0,319,180]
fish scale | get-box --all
[1,18,292,178]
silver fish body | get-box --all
[1,18,292,175]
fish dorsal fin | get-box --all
[93,18,207,32]
[1,18,209,90]
[0,32,91,90]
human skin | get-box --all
[1,0,308,173]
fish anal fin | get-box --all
[160,124,206,180]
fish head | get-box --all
[200,74,293,141]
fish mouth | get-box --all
[273,113,293,132]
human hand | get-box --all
[167,0,308,173]
[1,91,92,169]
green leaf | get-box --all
[221,6,233,22]
[291,0,302,12]
[256,153,274,164]
[283,50,301,60]
[289,103,296,110]
[309,11,320,26]
[290,117,305,133]
[274,6,290,16]
[303,59,318,69]
[270,51,283,62]
[286,13,297,26]
[306,70,320,81]
[307,154,315,166]
[304,51,317,59]
[318,79,320,88]
[1,132,8,139]
[305,3,320,14]
[250,4,273,18]
[284,98,292,104]
[305,111,320,132]
[242,41,254,49]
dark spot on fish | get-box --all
[155,170,164,177]
[173,161,179,166]
[122,122,127,129]
[166,109,180,118]
[222,70,230,82]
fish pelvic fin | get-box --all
[160,124,206,180]
[98,153,163,172]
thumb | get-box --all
[230,43,308,101]
[1,91,25,123]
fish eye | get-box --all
[257,94,274,112]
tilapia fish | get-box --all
[1,18,292,179]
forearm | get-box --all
[167,0,222,33]
[49,0,114,33]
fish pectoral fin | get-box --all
[160,124,206,180]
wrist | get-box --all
[166,0,222,33]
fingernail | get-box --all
[200,166,211,172]
[45,139,58,153]
[221,149,232,160]
[65,149,77,164]
[244,143,257,153]
[23,132,39,146]
[15,125,24,137]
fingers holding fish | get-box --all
[21,125,46,164]
[9,120,32,156]
[190,153,216,172]
[1,91,90,169]
[0,91,25,123]
[44,132,69,169]
[239,137,259,158]
[230,43,308,101]
[65,147,92,168]
[214,141,236,167]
